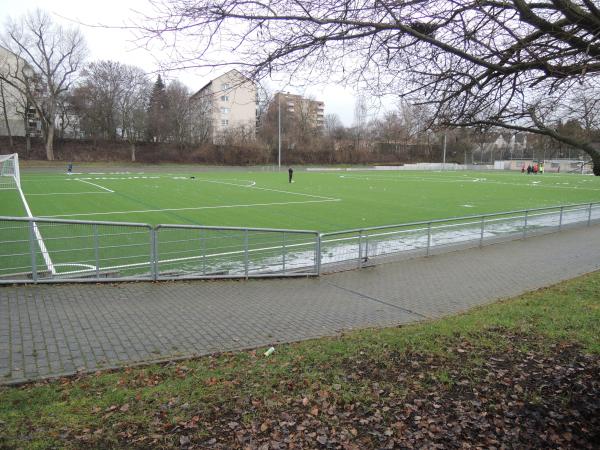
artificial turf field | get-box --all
[2,165,600,231]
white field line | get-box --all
[26,192,111,196]
[16,185,56,275]
[42,198,341,218]
[199,179,339,201]
[76,179,114,192]
[55,240,316,275]
[336,173,600,192]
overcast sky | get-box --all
[0,0,391,126]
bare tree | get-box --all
[73,60,124,140]
[324,113,343,140]
[72,60,150,158]
[140,0,600,174]
[117,65,150,161]
[55,91,78,139]
[1,10,86,160]
[189,92,212,145]
[165,80,191,146]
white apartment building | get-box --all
[272,92,325,131]
[0,46,40,137]
[190,69,257,144]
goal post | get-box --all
[0,153,21,190]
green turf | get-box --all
[1,166,599,278]
[3,168,600,230]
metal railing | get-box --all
[0,217,319,283]
[319,202,600,271]
[154,224,319,280]
[0,201,598,284]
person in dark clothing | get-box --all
[288,167,294,183]
[67,163,73,175]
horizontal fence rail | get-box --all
[0,201,598,284]
[154,225,319,280]
[0,217,319,283]
[319,202,600,271]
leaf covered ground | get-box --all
[1,271,600,449]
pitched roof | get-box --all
[190,69,253,98]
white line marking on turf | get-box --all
[76,179,114,192]
[336,173,600,191]
[194,178,339,200]
[26,192,111,196]
[41,199,341,218]
[16,185,56,275]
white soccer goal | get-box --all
[0,153,21,190]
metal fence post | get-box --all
[282,232,286,274]
[479,216,485,248]
[523,210,528,239]
[151,228,158,281]
[244,229,249,279]
[364,232,369,263]
[559,206,564,230]
[426,222,432,256]
[316,233,322,276]
[358,230,363,268]
[93,224,100,279]
[201,228,206,275]
[588,203,593,227]
[28,219,38,282]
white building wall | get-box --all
[191,70,257,144]
[0,47,28,137]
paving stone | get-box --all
[0,225,599,384]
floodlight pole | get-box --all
[278,93,281,171]
[442,133,446,170]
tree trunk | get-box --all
[591,151,600,176]
[131,142,136,162]
[45,124,55,161]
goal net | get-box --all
[0,153,21,190]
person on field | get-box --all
[521,164,525,173]
[67,163,73,175]
[288,167,294,183]
[527,164,532,174]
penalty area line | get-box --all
[194,179,338,201]
[41,198,341,218]
[26,191,112,196]
[76,178,114,193]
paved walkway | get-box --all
[1,225,600,384]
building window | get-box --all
[221,107,230,115]
[221,95,229,101]
[221,119,229,126]
[222,83,230,90]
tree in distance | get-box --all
[0,9,87,160]
[140,0,600,174]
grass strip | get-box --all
[1,270,599,448]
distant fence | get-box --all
[1,201,599,284]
